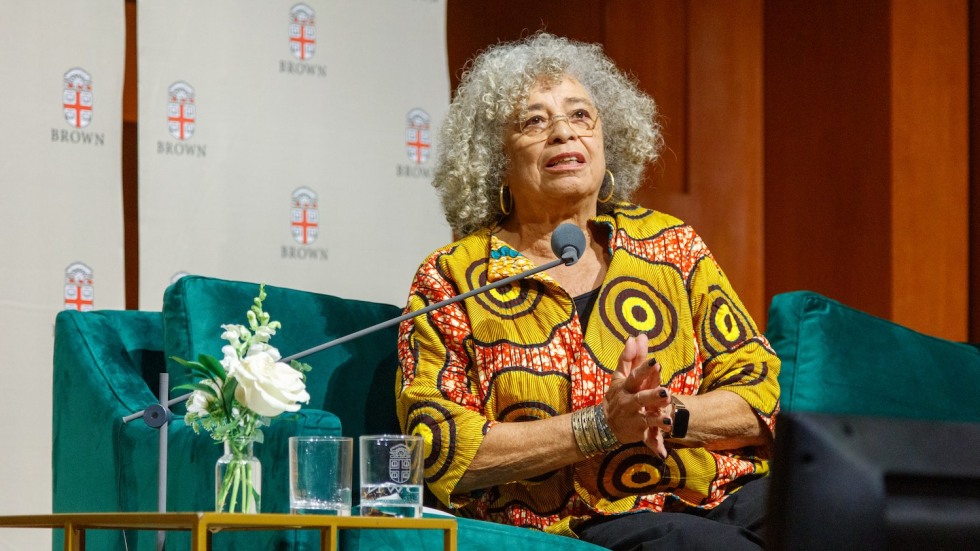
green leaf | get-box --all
[290,360,313,374]
[221,377,239,417]
[198,354,228,381]
[174,382,219,397]
[169,356,214,379]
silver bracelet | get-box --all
[572,404,621,457]
[593,403,621,451]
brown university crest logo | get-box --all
[167,82,196,141]
[64,262,94,311]
[289,4,317,61]
[63,68,93,129]
[405,109,431,164]
[290,187,319,245]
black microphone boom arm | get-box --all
[123,256,564,422]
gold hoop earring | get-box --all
[499,183,513,215]
[598,170,615,203]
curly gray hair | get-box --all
[433,32,663,236]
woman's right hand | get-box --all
[603,334,672,458]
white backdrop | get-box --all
[0,1,450,549]
[138,0,451,309]
[0,1,126,549]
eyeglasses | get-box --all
[514,107,600,139]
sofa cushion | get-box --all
[163,275,405,439]
[767,290,980,422]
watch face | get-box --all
[672,406,690,439]
[670,396,690,439]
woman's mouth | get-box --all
[546,153,586,168]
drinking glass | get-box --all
[358,434,424,518]
[288,436,353,515]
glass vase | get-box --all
[215,438,261,513]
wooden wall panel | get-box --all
[764,1,894,321]
[124,1,137,124]
[972,0,980,343]
[446,1,604,92]
[124,0,138,308]
[890,0,969,340]
[604,0,688,197]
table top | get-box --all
[0,512,459,551]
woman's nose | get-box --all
[547,117,576,142]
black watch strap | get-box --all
[669,396,689,439]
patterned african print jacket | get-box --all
[396,203,780,537]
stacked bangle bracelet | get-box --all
[572,403,621,457]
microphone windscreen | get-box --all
[551,223,587,266]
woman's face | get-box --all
[502,76,605,216]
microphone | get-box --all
[281,222,586,363]
[552,222,586,266]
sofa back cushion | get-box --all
[163,275,404,437]
[766,290,980,423]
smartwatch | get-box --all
[669,396,689,439]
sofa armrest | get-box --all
[53,310,165,514]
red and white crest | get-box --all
[290,187,319,245]
[405,108,431,164]
[167,82,196,141]
[289,4,317,61]
[64,262,94,311]
[63,68,93,129]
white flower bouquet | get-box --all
[173,284,311,513]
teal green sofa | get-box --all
[52,275,604,551]
[766,290,980,423]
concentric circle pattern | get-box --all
[700,284,752,357]
[406,401,457,481]
[465,258,545,320]
[598,276,678,352]
[597,444,686,500]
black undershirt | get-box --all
[573,287,601,335]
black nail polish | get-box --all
[658,389,668,398]
[663,417,672,426]
[647,357,657,367]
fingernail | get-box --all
[663,417,672,426]
[647,357,657,367]
[658,389,667,398]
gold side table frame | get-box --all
[0,512,457,551]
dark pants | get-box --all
[577,477,769,551]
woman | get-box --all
[396,33,780,550]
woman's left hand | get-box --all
[604,333,673,458]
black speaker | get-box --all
[768,412,980,551]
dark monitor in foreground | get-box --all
[768,412,980,551]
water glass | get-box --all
[288,436,353,516]
[358,434,424,518]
